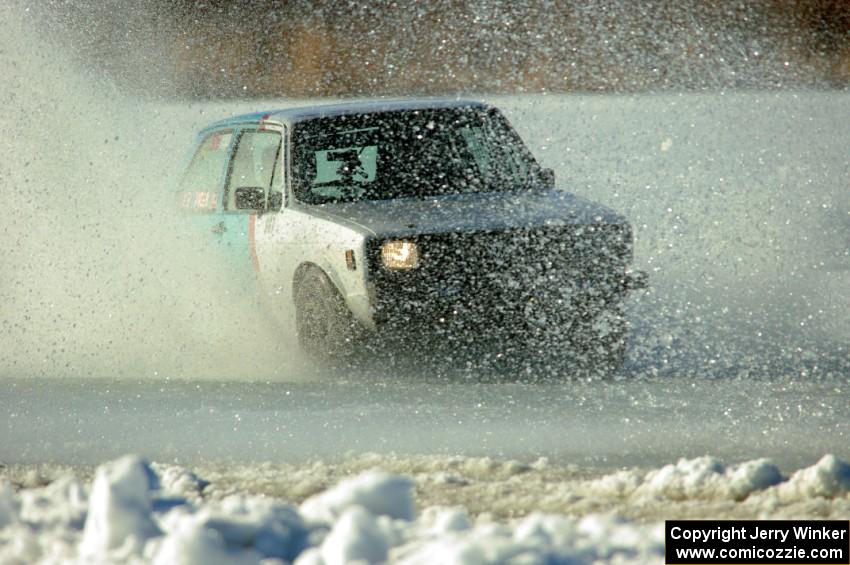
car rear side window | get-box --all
[179,130,233,210]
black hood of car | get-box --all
[303,190,628,238]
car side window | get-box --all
[224,130,282,211]
[459,123,531,187]
[179,130,233,210]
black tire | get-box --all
[294,266,363,363]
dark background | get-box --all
[31,0,850,98]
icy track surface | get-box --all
[3,453,850,564]
[3,377,850,470]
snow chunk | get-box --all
[513,513,576,548]
[151,462,209,499]
[81,455,162,556]
[320,506,389,565]
[641,456,725,499]
[0,479,17,528]
[300,471,415,524]
[19,475,87,528]
[588,469,644,498]
[576,514,664,561]
[725,459,786,500]
[0,525,47,563]
[420,506,471,534]
[151,516,260,565]
[209,495,307,560]
[153,494,308,563]
[778,455,850,500]
[632,457,782,500]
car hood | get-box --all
[303,190,627,237]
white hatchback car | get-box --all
[179,99,647,373]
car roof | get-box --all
[201,98,491,132]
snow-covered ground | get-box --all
[3,453,850,564]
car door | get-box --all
[178,128,235,241]
[218,127,283,282]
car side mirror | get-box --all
[234,186,265,210]
[539,168,555,189]
[268,190,283,211]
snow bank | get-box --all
[591,456,784,501]
[777,455,850,500]
[394,513,664,565]
[2,454,850,563]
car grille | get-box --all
[367,224,632,327]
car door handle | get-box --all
[211,221,227,235]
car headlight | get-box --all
[381,240,420,270]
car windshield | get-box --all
[292,107,540,204]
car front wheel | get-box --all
[294,266,363,363]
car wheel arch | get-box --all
[292,262,346,304]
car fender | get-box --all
[293,253,374,329]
